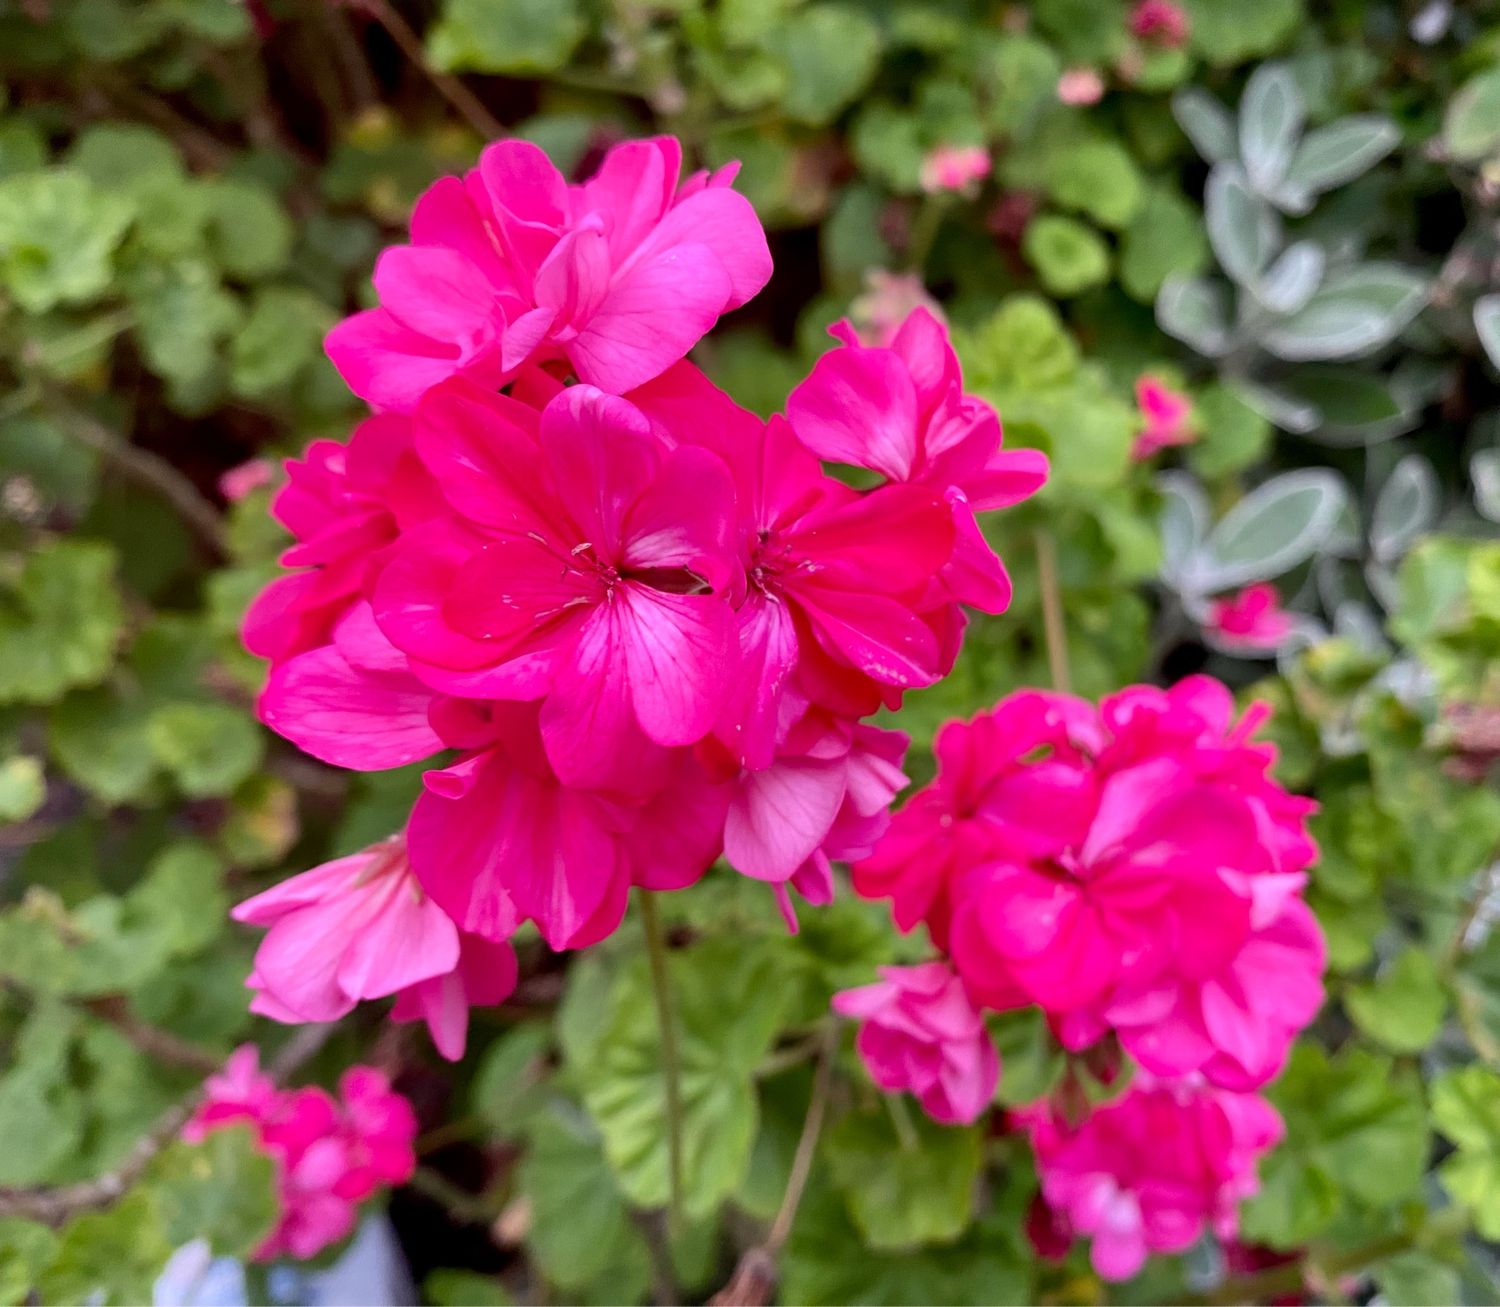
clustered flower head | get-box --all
[236,134,1044,1084]
[1207,581,1296,653]
[183,1047,416,1261]
[836,676,1325,1279]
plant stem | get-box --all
[905,194,949,272]
[638,889,685,1227]
[766,1029,835,1254]
[1034,528,1071,694]
[885,1092,919,1151]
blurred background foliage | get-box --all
[1,0,1499,1303]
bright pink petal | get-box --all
[786,347,919,481]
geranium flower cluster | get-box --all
[183,1048,416,1261]
[236,135,1045,1072]
[835,676,1325,1278]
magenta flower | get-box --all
[1131,375,1195,460]
[1206,582,1296,651]
[218,457,275,503]
[1130,0,1190,47]
[377,379,738,786]
[184,1050,417,1262]
[325,137,771,412]
[919,144,992,195]
[833,961,1001,1125]
[788,307,1048,618]
[1023,1078,1282,1280]
[390,931,519,1061]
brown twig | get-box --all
[53,401,228,560]
[81,996,225,1075]
[0,1023,337,1226]
[348,0,503,140]
[710,1030,836,1307]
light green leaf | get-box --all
[471,1024,552,1137]
[35,1191,173,1307]
[1022,214,1110,297]
[0,541,123,707]
[1121,185,1208,303]
[0,1218,57,1307]
[1184,0,1301,66]
[825,1104,981,1250]
[149,1126,278,1257]
[0,169,134,311]
[766,5,882,127]
[1432,1064,1500,1238]
[0,755,44,822]
[1044,139,1143,231]
[203,178,293,280]
[229,286,334,399]
[1261,264,1428,361]
[1445,67,1500,164]
[1346,949,1449,1054]
[146,701,264,798]
[426,0,586,75]
[1187,383,1272,478]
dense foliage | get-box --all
[1,0,1499,1303]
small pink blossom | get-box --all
[1130,0,1190,47]
[848,271,945,348]
[184,1049,417,1261]
[1057,68,1106,106]
[219,458,275,503]
[1207,582,1296,651]
[919,144,992,195]
[833,961,1000,1125]
[1132,375,1195,460]
[1023,1078,1282,1280]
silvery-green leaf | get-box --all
[1156,274,1232,356]
[1260,264,1427,361]
[1370,455,1438,564]
[1474,294,1500,370]
[1158,471,1210,590]
[1365,557,1400,610]
[1231,377,1320,433]
[1239,64,1305,195]
[1471,448,1500,522]
[1191,468,1347,590]
[1205,165,1280,286]
[1172,87,1237,164]
[1256,241,1325,314]
[1334,601,1388,654]
[1274,366,1415,445]
[1326,494,1363,558]
[1277,116,1400,213]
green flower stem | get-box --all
[638,888,685,1227]
[905,193,950,272]
[1034,528,1072,695]
[885,1092,920,1151]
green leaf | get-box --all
[1121,185,1209,303]
[990,1009,1066,1107]
[1280,116,1399,212]
[125,258,241,393]
[766,5,882,127]
[0,1003,86,1185]
[146,701,264,798]
[1022,215,1110,297]
[1184,0,1301,66]
[957,295,1079,391]
[0,169,134,311]
[581,937,791,1217]
[1157,274,1232,356]
[149,1126,278,1257]
[1044,139,1143,231]
[1346,949,1449,1054]
[35,1190,173,1307]
[426,0,586,75]
[1187,383,1272,478]
[1445,67,1500,164]
[1432,1064,1500,1238]
[1193,469,1345,591]
[0,119,46,181]
[1238,63,1304,195]
[518,1106,650,1297]
[203,178,293,280]
[426,1270,514,1306]
[0,413,99,517]
[48,685,158,804]
[128,842,228,957]
[471,1023,552,1137]
[229,286,334,399]
[1172,87,1238,164]
[1205,165,1279,286]
[0,541,123,706]
[0,1218,57,1307]
[0,754,44,822]
[1261,264,1428,362]
[1374,1251,1462,1307]
[825,1104,981,1250]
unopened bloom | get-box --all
[833,961,1000,1125]
[1057,68,1105,106]
[1207,582,1295,652]
[919,144,991,194]
[219,458,275,503]
[1130,0,1190,47]
[325,136,771,412]
[184,1049,417,1262]
[1132,375,1195,460]
[1023,1077,1282,1280]
[848,270,945,348]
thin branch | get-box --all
[638,889,685,1228]
[710,1032,836,1307]
[1034,528,1071,695]
[349,0,504,140]
[53,401,228,560]
[81,996,224,1075]
[630,1207,682,1307]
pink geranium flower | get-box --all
[1130,0,1190,47]
[325,136,772,412]
[234,835,462,1024]
[219,457,275,503]
[1023,1077,1282,1280]
[184,1049,417,1262]
[377,379,739,786]
[1207,582,1296,651]
[1057,68,1105,106]
[919,145,992,195]
[1132,375,1195,460]
[848,271,945,348]
[833,961,1000,1125]
[390,931,519,1061]
[787,308,1048,620]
